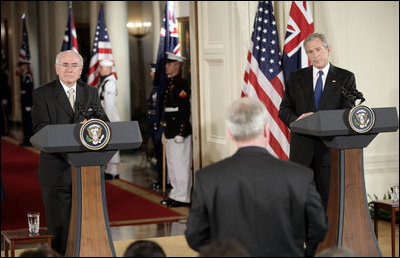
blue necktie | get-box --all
[314,70,324,110]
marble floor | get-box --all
[108,149,188,242]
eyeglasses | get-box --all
[57,63,82,69]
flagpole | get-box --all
[162,133,166,196]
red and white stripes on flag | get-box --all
[242,1,290,160]
[87,3,117,87]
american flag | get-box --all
[16,14,32,77]
[87,3,117,87]
[282,1,314,83]
[151,1,180,144]
[242,1,290,160]
[61,1,79,53]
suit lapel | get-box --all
[319,64,337,110]
[54,80,74,117]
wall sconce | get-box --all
[127,21,152,38]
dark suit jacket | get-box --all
[32,79,108,186]
[278,64,356,166]
[185,146,328,257]
[163,75,192,139]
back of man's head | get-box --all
[226,97,268,142]
[123,240,166,257]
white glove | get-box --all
[174,135,184,143]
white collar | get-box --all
[59,80,77,94]
[313,63,330,77]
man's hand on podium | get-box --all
[296,112,314,121]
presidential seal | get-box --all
[79,119,111,150]
[348,105,375,133]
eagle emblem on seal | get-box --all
[86,124,104,145]
[348,105,375,133]
[355,111,369,129]
[79,119,111,150]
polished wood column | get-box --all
[65,166,115,257]
[317,149,381,257]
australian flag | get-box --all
[150,1,180,144]
[281,1,314,84]
[61,1,79,52]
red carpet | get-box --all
[1,138,185,230]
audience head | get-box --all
[123,240,166,257]
[19,246,61,257]
[199,238,250,257]
[225,97,269,146]
[315,246,357,257]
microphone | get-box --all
[340,87,365,108]
[78,104,104,120]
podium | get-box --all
[290,107,398,256]
[31,121,142,257]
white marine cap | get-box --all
[166,52,186,63]
[99,59,114,67]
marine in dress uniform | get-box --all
[98,59,121,179]
[18,61,34,146]
[161,52,192,207]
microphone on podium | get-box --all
[78,105,105,120]
[340,87,365,108]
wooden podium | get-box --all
[290,107,398,257]
[31,121,142,257]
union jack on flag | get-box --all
[16,14,32,77]
[61,1,79,53]
[151,1,180,144]
[242,1,290,160]
[87,3,117,87]
[153,0,181,89]
[282,1,314,83]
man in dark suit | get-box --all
[185,97,328,257]
[278,33,357,213]
[31,50,108,255]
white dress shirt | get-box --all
[312,63,330,92]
